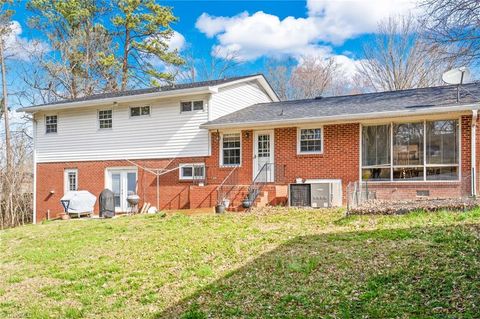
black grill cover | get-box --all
[99,189,115,218]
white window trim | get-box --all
[97,109,113,130]
[129,105,151,118]
[45,114,58,134]
[220,132,242,167]
[179,163,206,180]
[180,100,205,113]
[64,168,78,194]
[297,127,324,155]
[360,118,462,183]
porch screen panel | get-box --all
[393,122,424,180]
[426,120,459,180]
[361,124,390,181]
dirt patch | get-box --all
[348,197,480,215]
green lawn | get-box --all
[1,208,479,318]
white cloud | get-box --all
[168,31,186,52]
[195,0,418,66]
[332,54,364,78]
[306,0,417,43]
[195,12,250,38]
[4,21,49,61]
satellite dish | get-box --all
[442,67,471,85]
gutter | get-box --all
[17,86,216,113]
[472,109,478,197]
[200,104,480,130]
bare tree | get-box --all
[358,15,453,92]
[264,58,296,101]
[290,57,340,99]
[265,56,344,100]
[177,47,242,83]
[0,126,33,229]
[420,0,480,67]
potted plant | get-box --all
[215,202,225,214]
[216,196,230,214]
[242,191,255,208]
[242,198,252,209]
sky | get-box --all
[7,0,418,82]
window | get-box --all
[221,133,241,166]
[361,120,459,182]
[193,101,204,111]
[179,164,205,180]
[181,100,204,112]
[130,106,150,117]
[181,101,192,112]
[98,110,112,129]
[45,115,57,134]
[393,122,424,180]
[64,169,78,194]
[362,125,391,181]
[426,120,459,180]
[298,128,322,154]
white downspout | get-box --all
[32,117,37,224]
[471,110,477,197]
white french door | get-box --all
[106,169,137,212]
[253,130,274,182]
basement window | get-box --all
[45,115,57,134]
[130,106,150,117]
[179,164,205,180]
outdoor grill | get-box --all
[127,194,140,214]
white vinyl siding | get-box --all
[210,81,273,120]
[35,94,210,162]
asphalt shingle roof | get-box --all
[23,74,261,109]
[204,82,480,127]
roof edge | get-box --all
[17,86,215,113]
[200,104,480,130]
[18,74,274,113]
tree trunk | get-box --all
[0,37,13,229]
[0,38,11,174]
[121,27,130,91]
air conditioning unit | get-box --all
[289,179,342,208]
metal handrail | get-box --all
[216,166,239,205]
[246,162,272,205]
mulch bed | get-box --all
[348,197,480,215]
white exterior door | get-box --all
[253,130,274,182]
[106,169,137,212]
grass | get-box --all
[0,208,479,318]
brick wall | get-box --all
[36,157,211,222]
[274,123,360,202]
[36,115,478,222]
